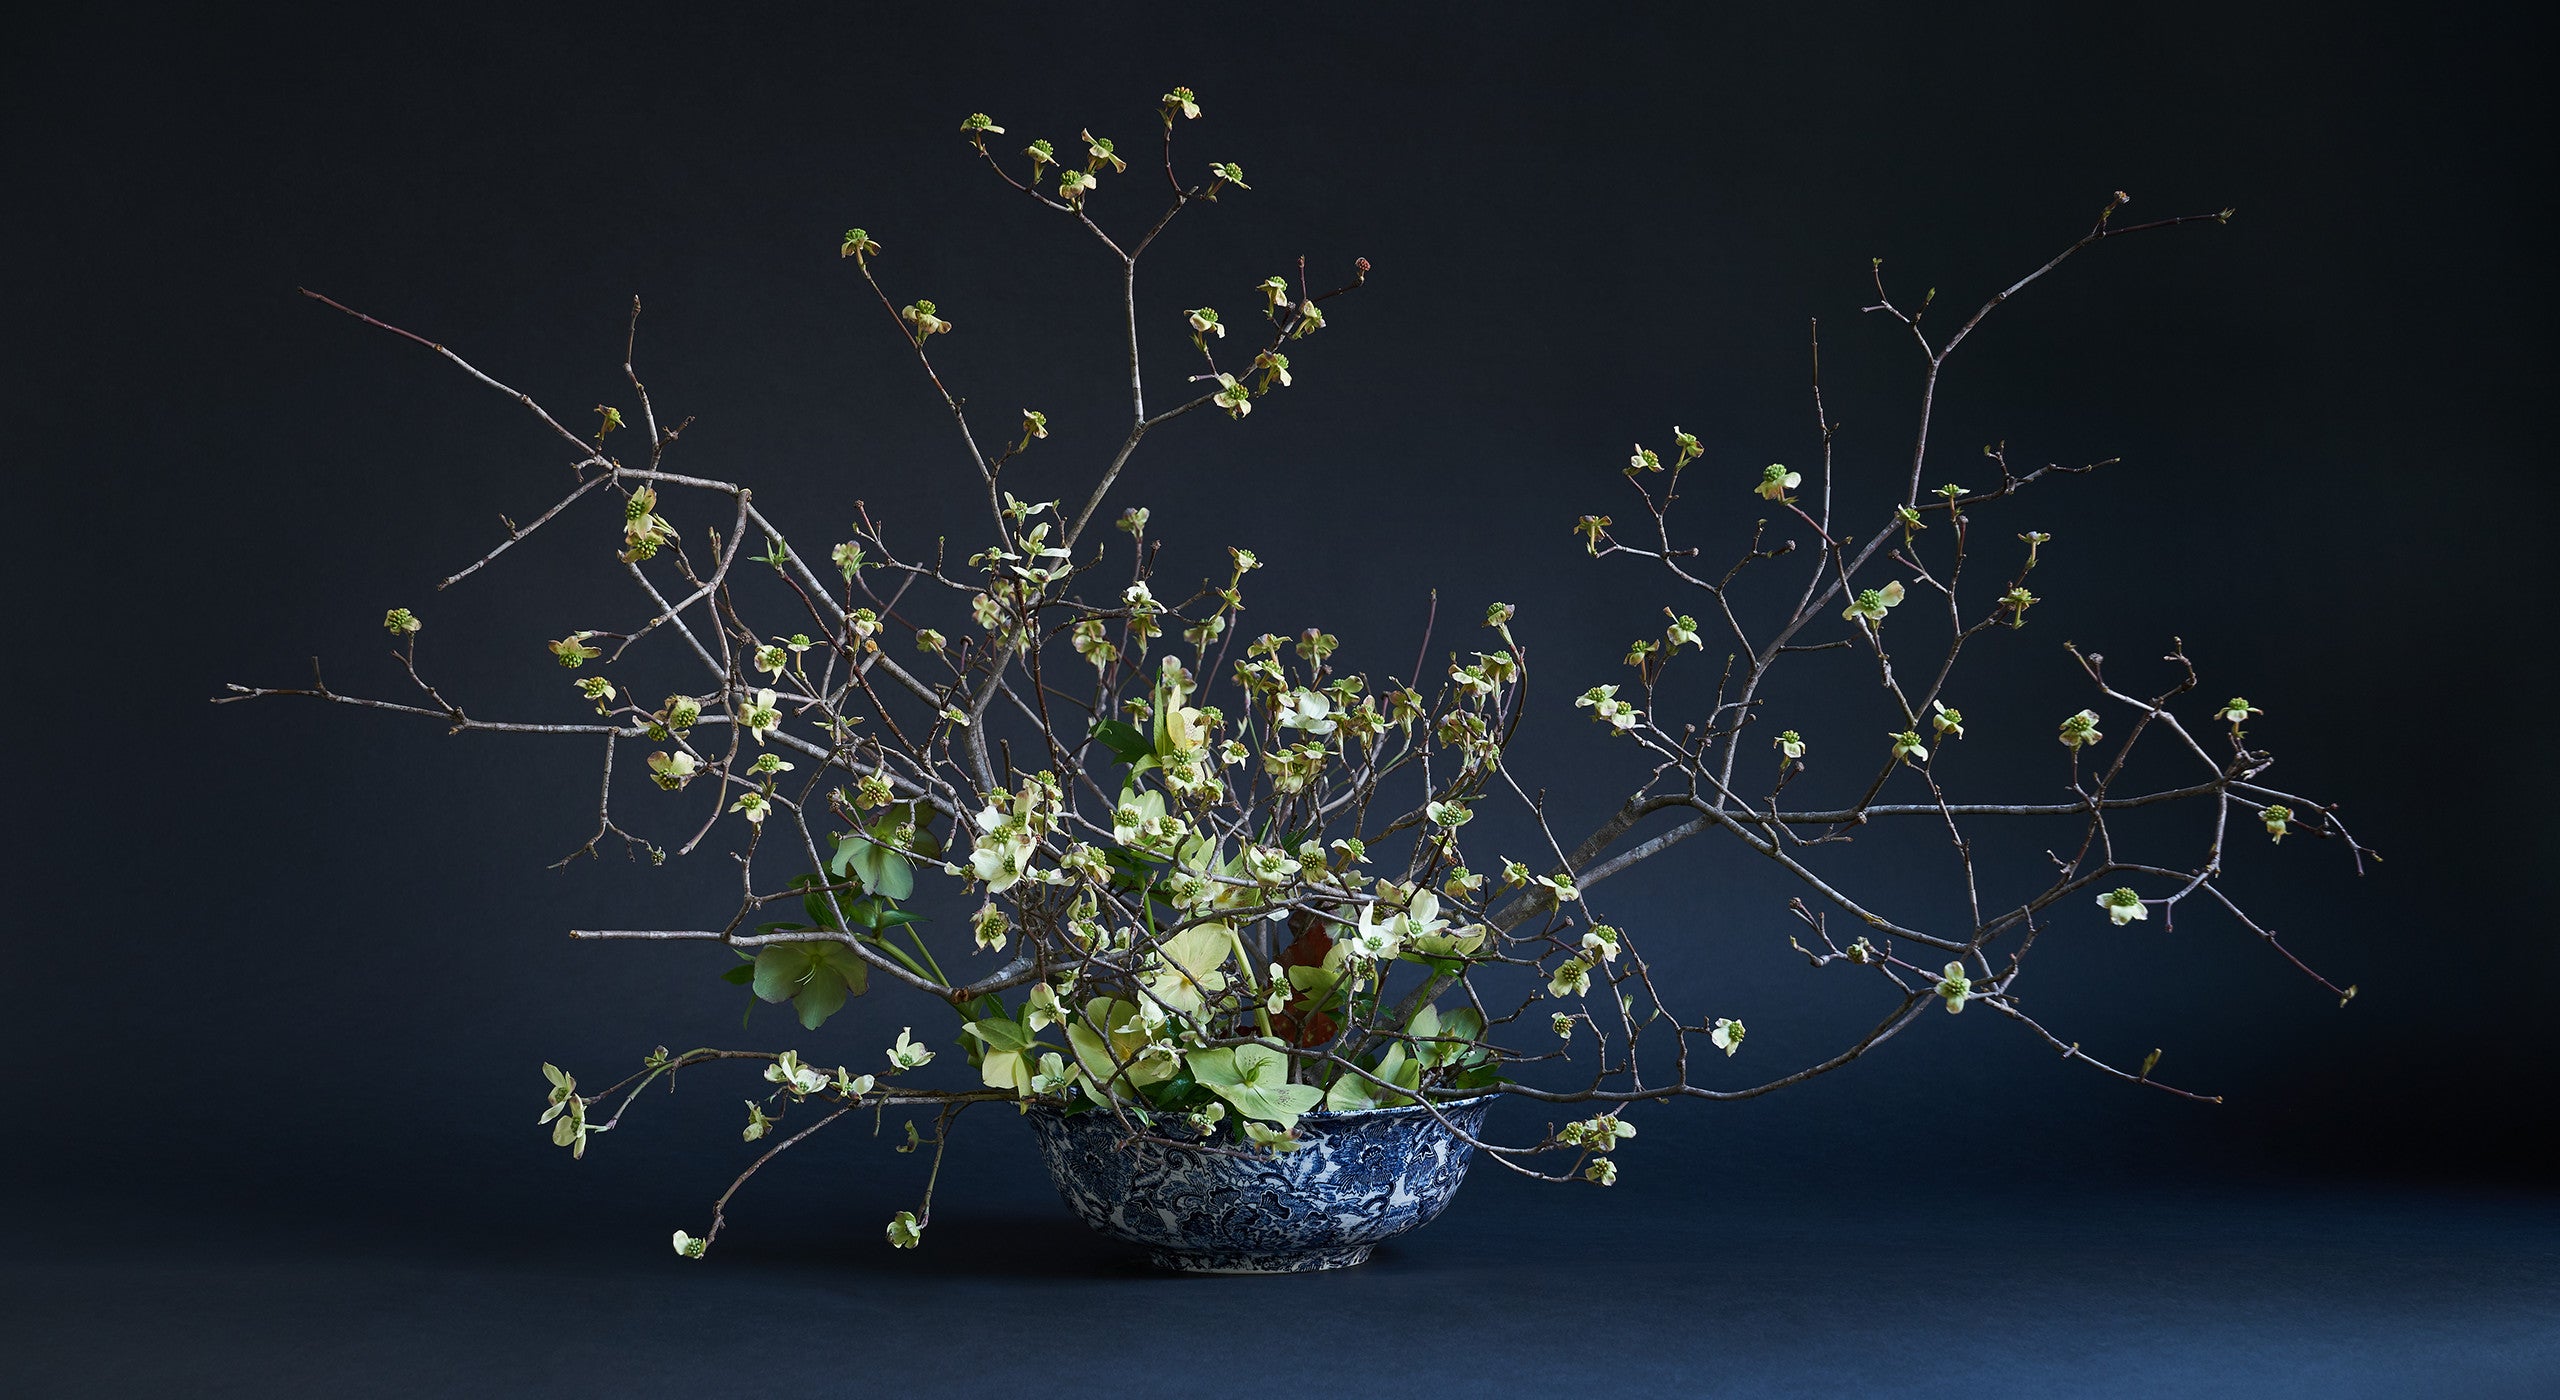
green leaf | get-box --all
[719,964,756,986]
[1091,719,1152,764]
[804,887,846,930]
[963,1017,1035,1053]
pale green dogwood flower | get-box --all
[1889,730,1929,765]
[1243,1121,1304,1153]
[1576,684,1641,733]
[886,1028,935,1071]
[1936,963,1974,1014]
[1842,580,1906,626]
[1756,463,1802,501]
[1775,730,1807,763]
[2098,887,2148,925]
[549,632,602,667]
[2058,709,2102,749]
[1711,1017,1745,1056]
[2261,804,2293,843]
[885,1211,924,1249]
[672,1230,707,1260]
[740,689,781,743]
[1549,956,1593,998]
[1278,687,1336,735]
[765,1050,828,1097]
[1931,700,1964,739]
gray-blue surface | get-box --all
[9,1175,2552,1398]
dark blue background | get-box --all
[6,4,2552,1396]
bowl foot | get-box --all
[1145,1244,1375,1274]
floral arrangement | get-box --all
[226,87,2370,1259]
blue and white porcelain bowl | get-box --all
[1024,1095,1498,1273]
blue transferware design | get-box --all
[1024,1095,1497,1273]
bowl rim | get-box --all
[1022,1089,1503,1129]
